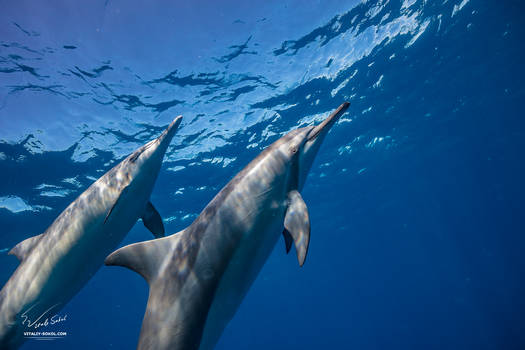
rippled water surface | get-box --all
[1,0,524,349]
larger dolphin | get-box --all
[105,102,350,350]
[0,116,182,349]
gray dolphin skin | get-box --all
[0,116,182,349]
[105,102,350,350]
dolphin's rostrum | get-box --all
[106,102,350,350]
[0,116,182,349]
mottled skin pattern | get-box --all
[106,103,350,350]
[0,116,181,349]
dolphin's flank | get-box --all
[0,116,182,349]
[106,103,350,350]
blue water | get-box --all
[1,0,524,349]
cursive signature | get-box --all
[20,303,68,330]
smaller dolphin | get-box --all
[0,116,182,349]
[105,102,350,350]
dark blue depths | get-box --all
[0,0,524,349]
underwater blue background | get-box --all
[1,0,524,349]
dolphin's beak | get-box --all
[157,115,183,147]
[307,102,350,141]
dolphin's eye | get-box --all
[290,146,298,154]
[129,148,144,163]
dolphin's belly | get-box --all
[198,209,285,350]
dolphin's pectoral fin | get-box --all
[104,186,130,224]
[8,233,44,262]
[142,201,165,238]
[282,229,293,254]
[105,233,177,283]
[283,190,311,267]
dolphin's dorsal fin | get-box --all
[142,201,165,238]
[283,190,310,267]
[8,233,44,262]
[105,232,181,283]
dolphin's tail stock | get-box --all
[105,229,208,350]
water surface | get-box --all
[1,1,524,349]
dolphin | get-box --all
[105,102,350,350]
[0,116,182,349]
